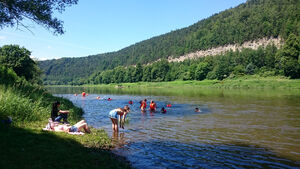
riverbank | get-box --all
[81,75,300,90]
[0,84,131,169]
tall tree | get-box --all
[276,34,300,78]
[195,62,210,81]
[133,63,143,82]
[0,0,78,34]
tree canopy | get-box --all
[0,0,78,34]
[0,44,41,83]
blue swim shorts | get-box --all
[109,110,118,119]
[69,126,78,132]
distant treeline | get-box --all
[80,34,300,85]
[39,0,300,85]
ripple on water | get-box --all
[55,93,300,168]
[114,141,300,169]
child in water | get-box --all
[161,107,167,113]
[109,105,130,132]
[149,100,157,111]
[140,99,147,111]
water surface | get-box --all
[48,87,300,168]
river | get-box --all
[48,86,300,169]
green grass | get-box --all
[80,75,300,90]
[0,84,131,169]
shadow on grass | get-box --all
[0,125,131,169]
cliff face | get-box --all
[168,37,283,62]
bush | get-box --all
[0,66,18,85]
[233,65,245,76]
[0,86,49,122]
[206,70,217,80]
[245,63,256,75]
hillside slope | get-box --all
[39,0,300,84]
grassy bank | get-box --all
[80,75,300,90]
[0,84,130,169]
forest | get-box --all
[38,0,300,85]
[84,34,299,85]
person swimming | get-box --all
[161,107,167,113]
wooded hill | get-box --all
[38,0,300,85]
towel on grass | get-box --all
[42,126,85,135]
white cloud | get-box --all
[37,57,49,61]
[47,45,52,49]
[0,36,6,40]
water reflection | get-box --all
[47,86,300,100]
[112,132,126,148]
[51,87,300,168]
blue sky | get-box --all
[0,0,246,60]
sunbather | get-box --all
[47,119,91,134]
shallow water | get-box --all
[49,87,300,168]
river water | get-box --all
[48,87,300,168]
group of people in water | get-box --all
[138,99,168,113]
[48,93,201,134]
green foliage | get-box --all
[0,0,78,35]
[195,62,210,80]
[0,39,129,169]
[233,65,245,76]
[133,63,143,82]
[0,86,48,122]
[0,82,83,123]
[245,63,256,75]
[0,66,18,84]
[206,69,218,80]
[88,43,299,84]
[39,0,300,84]
[0,45,42,84]
[276,34,300,78]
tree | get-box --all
[276,34,300,78]
[195,62,210,81]
[188,63,197,80]
[124,66,135,83]
[0,0,78,34]
[0,44,41,82]
[245,62,256,75]
[142,66,152,82]
[133,63,143,82]
[0,66,18,85]
[265,44,277,68]
[113,66,125,83]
